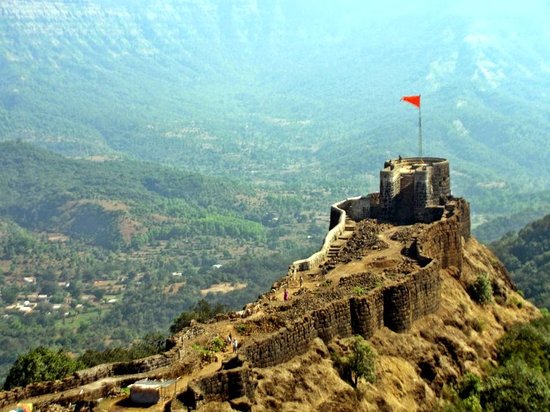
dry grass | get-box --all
[220,237,540,412]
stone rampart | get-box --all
[383,261,440,332]
[240,198,468,370]
[290,162,465,274]
[333,195,375,224]
[417,210,463,271]
[242,315,317,369]
[380,157,451,223]
[293,194,379,272]
[196,202,466,407]
[0,354,173,408]
[350,289,385,338]
[181,367,253,409]
[454,199,471,240]
[293,200,348,271]
[241,261,441,369]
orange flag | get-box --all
[401,95,421,108]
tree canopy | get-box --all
[3,347,81,390]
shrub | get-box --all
[471,318,485,333]
[3,347,82,390]
[235,323,248,334]
[353,286,365,296]
[457,373,482,400]
[170,299,226,334]
[191,343,216,363]
[507,296,523,308]
[78,332,166,367]
[468,274,493,305]
[332,336,376,388]
[208,336,226,352]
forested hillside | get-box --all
[0,0,548,227]
[491,214,550,308]
[473,209,549,243]
[0,142,324,382]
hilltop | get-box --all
[0,157,541,411]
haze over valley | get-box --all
[0,0,549,392]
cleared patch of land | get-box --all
[200,282,247,296]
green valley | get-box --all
[0,0,548,226]
[0,141,325,382]
[0,0,549,394]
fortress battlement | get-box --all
[294,157,466,273]
[379,157,451,224]
[0,157,474,411]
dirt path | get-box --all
[328,225,407,281]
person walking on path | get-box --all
[284,288,289,301]
[299,275,303,288]
[232,337,238,354]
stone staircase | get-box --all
[326,218,356,260]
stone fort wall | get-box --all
[292,158,462,273]
[240,259,442,370]
[380,157,451,223]
[292,193,378,272]
[0,352,176,408]
[182,198,469,406]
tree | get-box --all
[481,359,550,411]
[3,347,82,390]
[169,299,226,334]
[348,336,376,387]
[1,286,18,305]
[332,335,376,388]
[497,314,550,372]
[131,332,166,358]
[446,314,550,411]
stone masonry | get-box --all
[181,157,469,408]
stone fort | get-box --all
[294,156,467,272]
[1,157,472,411]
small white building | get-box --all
[129,379,176,404]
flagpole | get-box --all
[418,96,423,163]
[400,95,422,161]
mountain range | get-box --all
[1,0,549,228]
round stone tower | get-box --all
[379,157,450,224]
